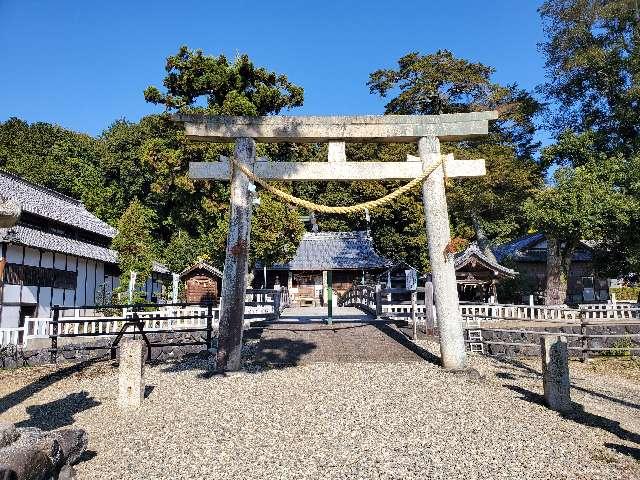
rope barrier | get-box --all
[228,155,445,214]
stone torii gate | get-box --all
[176,111,498,372]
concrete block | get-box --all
[541,335,572,412]
[118,339,145,409]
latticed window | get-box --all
[3,263,77,289]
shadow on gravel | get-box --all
[0,359,101,415]
[249,337,317,369]
[505,384,640,446]
[490,356,541,376]
[605,443,640,461]
[15,390,100,430]
[493,356,640,411]
[370,322,440,365]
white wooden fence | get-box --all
[382,302,640,325]
[1,287,291,349]
[4,306,220,348]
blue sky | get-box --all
[0,1,547,138]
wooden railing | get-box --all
[468,317,640,360]
[342,286,640,327]
[18,304,220,346]
[0,328,22,348]
[338,284,379,315]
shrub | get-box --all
[602,338,634,357]
[609,286,640,301]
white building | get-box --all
[0,171,168,328]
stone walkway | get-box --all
[279,306,374,322]
[249,307,436,366]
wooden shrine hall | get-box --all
[454,242,516,303]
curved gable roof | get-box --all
[493,233,593,263]
[455,242,517,277]
[267,231,392,271]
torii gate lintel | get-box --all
[177,112,498,372]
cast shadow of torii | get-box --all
[14,390,101,431]
[505,384,640,447]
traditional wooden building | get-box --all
[454,242,517,302]
[0,171,120,327]
[493,233,610,304]
[0,172,170,330]
[179,260,223,304]
[256,231,392,306]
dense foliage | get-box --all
[111,199,158,300]
[539,0,640,155]
[530,0,640,300]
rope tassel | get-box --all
[229,155,445,214]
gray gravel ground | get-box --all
[1,340,639,480]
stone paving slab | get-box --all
[251,321,437,366]
[279,306,373,322]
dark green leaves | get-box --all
[144,46,303,116]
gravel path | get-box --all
[1,341,639,479]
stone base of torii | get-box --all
[175,111,498,372]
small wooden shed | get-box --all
[179,260,223,304]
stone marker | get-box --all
[118,339,145,408]
[540,335,572,412]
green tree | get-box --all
[539,0,640,155]
[0,117,116,222]
[143,46,306,270]
[524,157,637,304]
[251,193,306,267]
[163,230,202,273]
[112,199,158,301]
[144,46,303,115]
[368,50,542,159]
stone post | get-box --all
[217,137,256,372]
[419,137,467,370]
[411,291,417,340]
[118,339,145,408]
[423,280,434,334]
[273,285,281,321]
[541,335,572,412]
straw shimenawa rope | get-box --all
[228,155,445,214]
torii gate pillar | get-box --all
[419,137,466,369]
[216,137,255,371]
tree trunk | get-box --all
[544,237,576,305]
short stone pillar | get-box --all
[540,335,572,412]
[118,339,145,408]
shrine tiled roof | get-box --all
[493,233,593,263]
[0,170,116,238]
[266,231,393,271]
